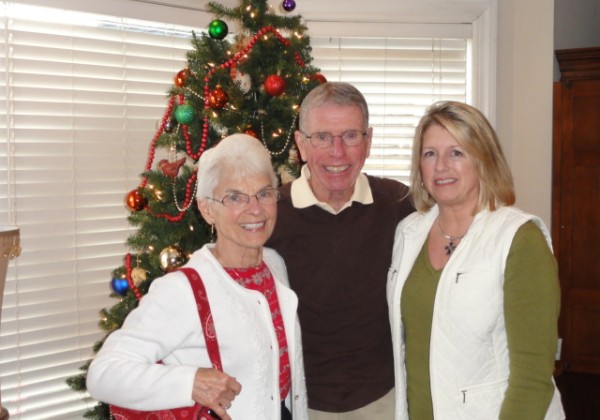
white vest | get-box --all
[387,206,564,420]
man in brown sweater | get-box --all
[267,82,414,419]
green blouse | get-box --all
[401,221,560,419]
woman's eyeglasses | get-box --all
[206,188,281,208]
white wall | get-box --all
[496,0,555,226]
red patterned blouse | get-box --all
[225,262,291,400]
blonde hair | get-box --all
[410,101,515,213]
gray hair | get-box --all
[298,82,369,132]
[196,133,277,199]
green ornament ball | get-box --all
[208,19,228,40]
[175,103,195,125]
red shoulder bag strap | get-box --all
[179,267,222,372]
[109,267,222,420]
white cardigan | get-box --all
[87,244,308,420]
[387,206,564,420]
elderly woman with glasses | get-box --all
[87,134,308,420]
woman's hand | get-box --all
[192,368,242,420]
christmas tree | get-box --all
[66,0,324,417]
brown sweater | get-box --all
[267,175,414,412]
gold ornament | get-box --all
[159,245,186,272]
[131,267,147,286]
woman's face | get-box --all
[420,124,480,211]
[200,170,277,259]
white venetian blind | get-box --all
[0,3,197,418]
[309,25,471,182]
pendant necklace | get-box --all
[437,220,466,256]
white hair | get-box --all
[196,133,277,199]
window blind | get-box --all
[0,3,196,418]
[309,34,469,181]
[0,2,471,419]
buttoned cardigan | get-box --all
[87,244,308,420]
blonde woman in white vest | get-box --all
[387,101,565,419]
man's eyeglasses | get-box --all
[301,130,367,149]
[206,188,281,208]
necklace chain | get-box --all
[437,220,466,256]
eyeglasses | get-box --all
[206,188,281,208]
[301,130,367,149]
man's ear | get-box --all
[295,130,307,162]
[198,199,214,225]
[365,127,373,159]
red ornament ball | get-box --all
[209,85,229,109]
[125,189,147,212]
[174,69,189,87]
[264,75,286,97]
[313,73,327,84]
[244,125,258,138]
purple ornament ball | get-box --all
[282,0,296,12]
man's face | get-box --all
[295,104,372,206]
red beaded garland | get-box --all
[125,253,142,300]
[141,96,175,188]
[145,172,197,222]
[141,26,308,222]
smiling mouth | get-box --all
[325,165,350,174]
[241,222,265,230]
[435,178,456,185]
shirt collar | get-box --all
[290,165,373,214]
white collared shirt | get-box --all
[290,165,373,214]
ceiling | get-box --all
[167,0,491,24]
